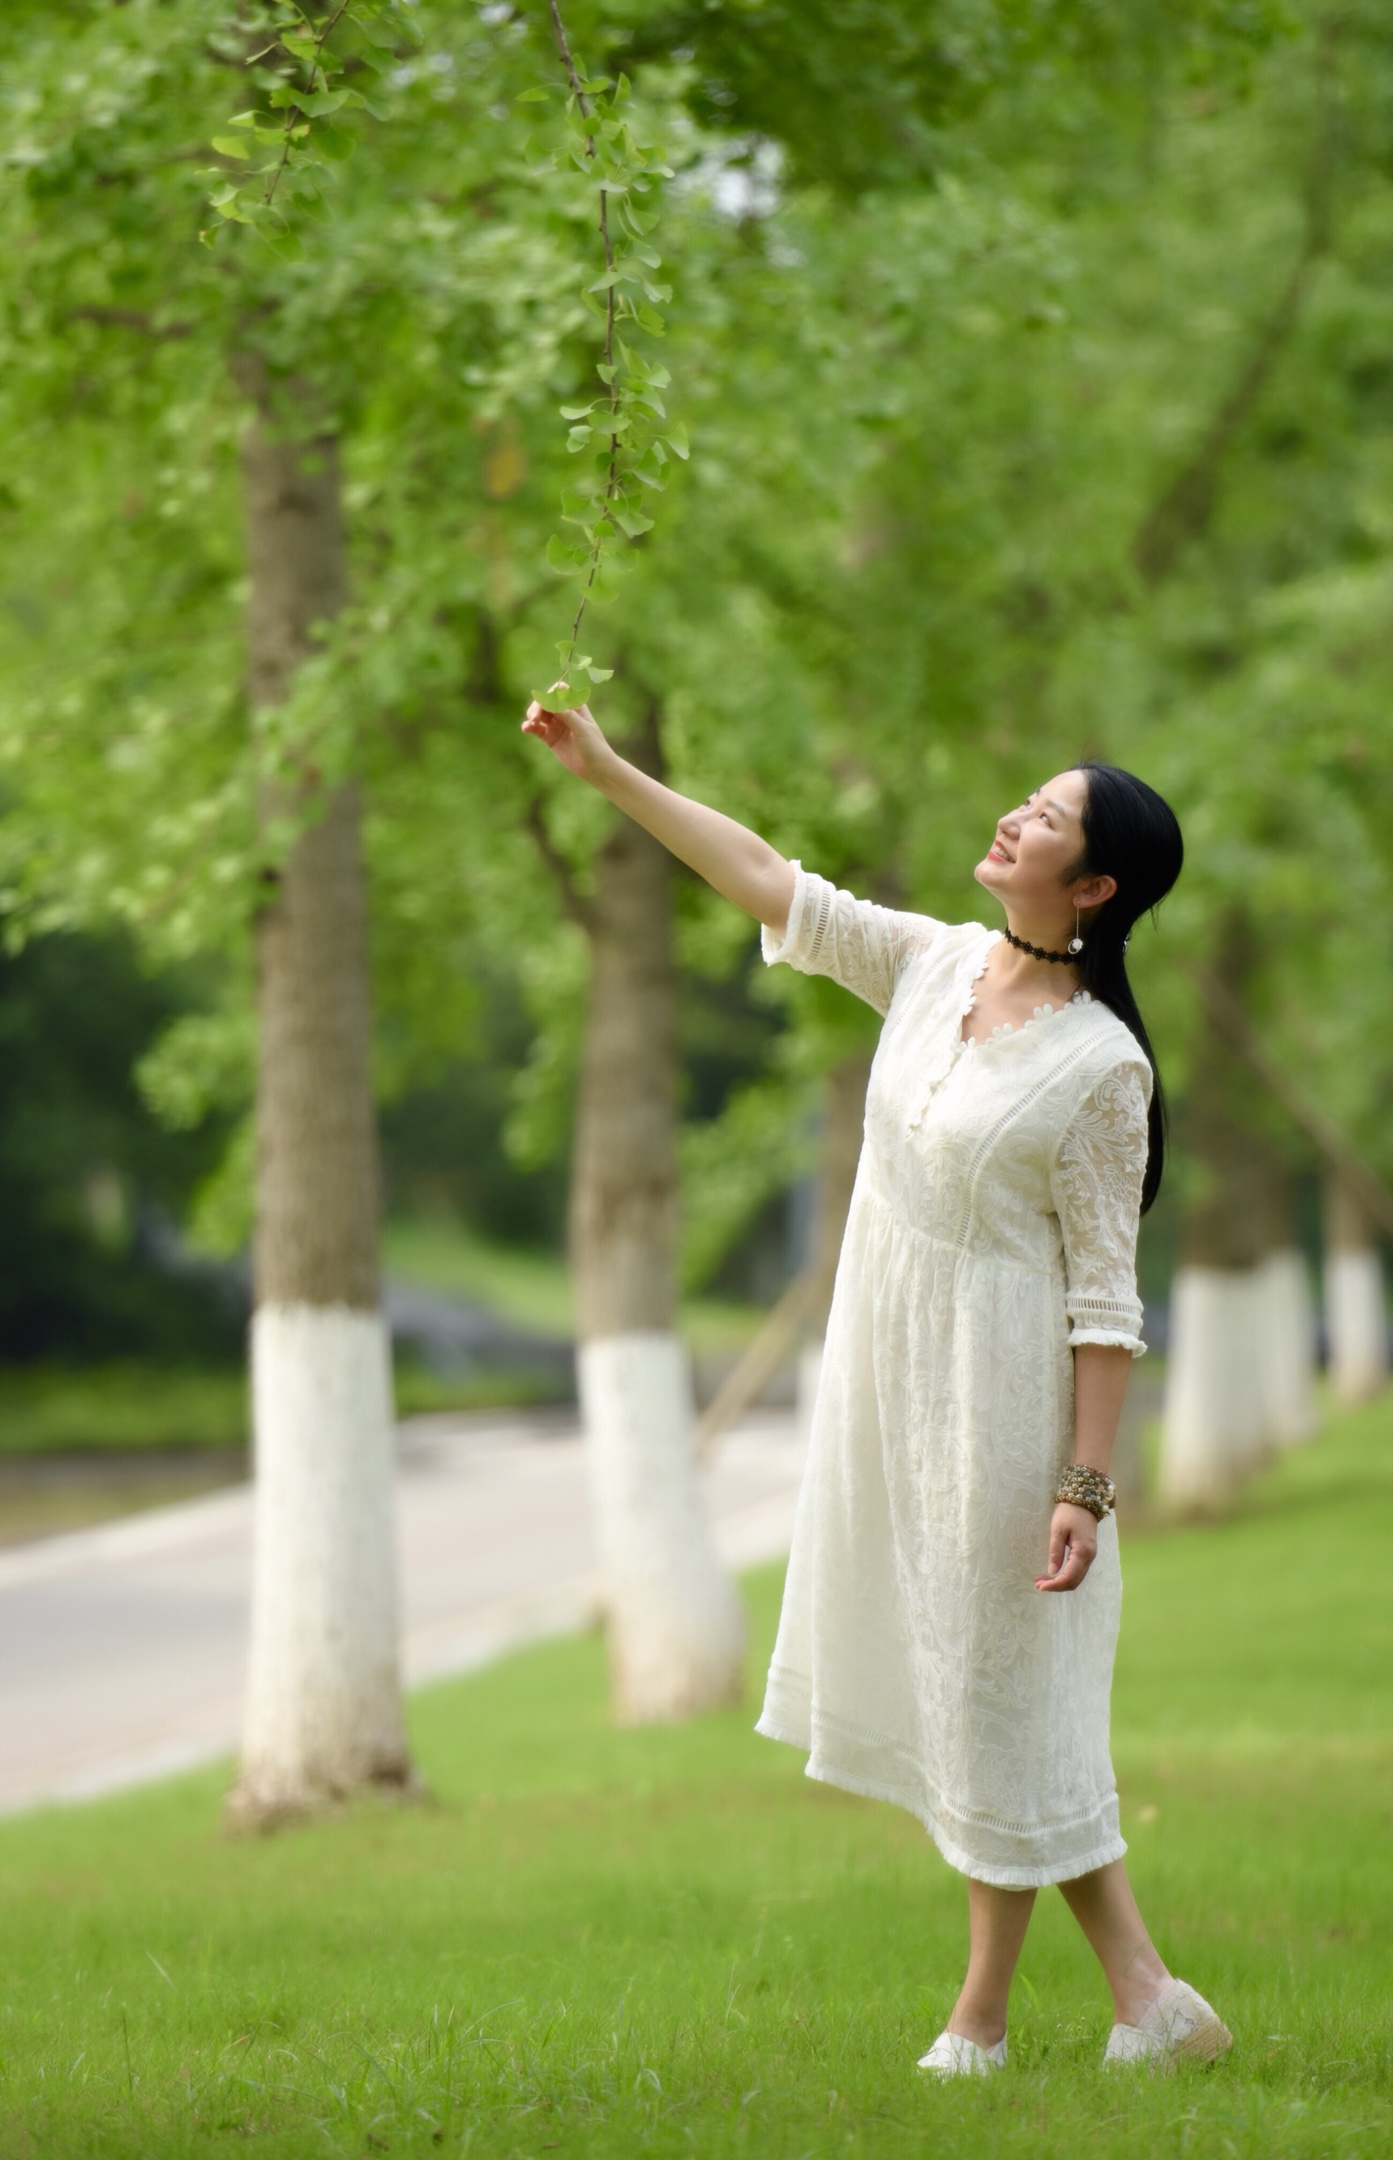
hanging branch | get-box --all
[544,1,620,689]
[530,0,684,699]
[205,0,420,245]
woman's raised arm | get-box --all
[522,700,796,935]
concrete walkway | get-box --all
[0,1409,804,1817]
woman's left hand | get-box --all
[1035,1502,1098,1593]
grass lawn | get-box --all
[382,1216,766,1357]
[3,1402,1392,2157]
[0,1360,552,1465]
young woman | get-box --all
[523,697,1232,2074]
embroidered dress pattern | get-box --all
[757,864,1151,1887]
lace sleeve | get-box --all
[761,862,943,1016]
[1050,1060,1152,1358]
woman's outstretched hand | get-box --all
[1035,1502,1098,1593]
[522,699,614,786]
[521,694,796,933]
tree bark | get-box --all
[1324,1173,1389,1405]
[796,1052,872,1436]
[569,702,744,1723]
[1161,921,1278,1505]
[226,357,411,1828]
[1253,1179,1318,1452]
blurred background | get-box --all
[1,0,1390,1544]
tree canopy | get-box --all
[0,0,1388,1309]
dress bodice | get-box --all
[764,864,1151,1354]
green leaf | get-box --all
[360,8,405,47]
[260,223,305,261]
[546,534,588,573]
[515,86,552,103]
[211,137,252,159]
[297,89,356,117]
[663,425,689,461]
[612,507,655,539]
[583,663,614,685]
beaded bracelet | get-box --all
[1055,1463,1116,1521]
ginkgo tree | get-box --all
[0,0,1344,1800]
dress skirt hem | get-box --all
[754,1699,1128,1891]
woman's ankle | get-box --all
[1112,1953,1173,2029]
[947,1992,1008,2049]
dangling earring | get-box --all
[1067,905,1084,956]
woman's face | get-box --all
[974,769,1107,916]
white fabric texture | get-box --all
[757,864,1152,1887]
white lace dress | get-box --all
[756,865,1151,1887]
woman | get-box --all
[523,696,1232,2075]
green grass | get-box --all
[0,1226,764,1461]
[0,1358,557,1460]
[384,1217,578,1337]
[383,1216,765,1356]
[0,1363,250,1455]
[3,1401,1393,2157]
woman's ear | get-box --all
[1073,873,1118,910]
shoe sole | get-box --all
[1172,2014,1234,2065]
[1104,2015,1235,2071]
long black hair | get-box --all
[1071,762,1184,1215]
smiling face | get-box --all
[974,769,1116,931]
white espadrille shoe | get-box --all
[1103,1979,1233,2068]
[916,2029,1007,2077]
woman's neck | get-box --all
[995,921,1081,998]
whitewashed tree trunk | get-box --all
[1324,1174,1388,1404]
[794,1052,872,1441]
[569,702,743,1724]
[1161,1267,1266,1506]
[579,1334,742,1717]
[1257,1246,1318,1447]
[1161,922,1275,1506]
[226,360,411,1828]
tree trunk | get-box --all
[796,1052,872,1436]
[226,360,410,1828]
[571,704,744,1723]
[1253,1165,1317,1450]
[1324,1172,1389,1404]
[1161,923,1274,1506]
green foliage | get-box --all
[0,933,241,1364]
[1,0,1392,1295]
[3,1396,1393,2152]
[206,0,422,246]
[528,22,683,696]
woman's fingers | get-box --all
[1039,1549,1091,1592]
[1035,1509,1096,1593]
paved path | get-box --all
[0,1410,804,1817]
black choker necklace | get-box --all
[1001,927,1080,965]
